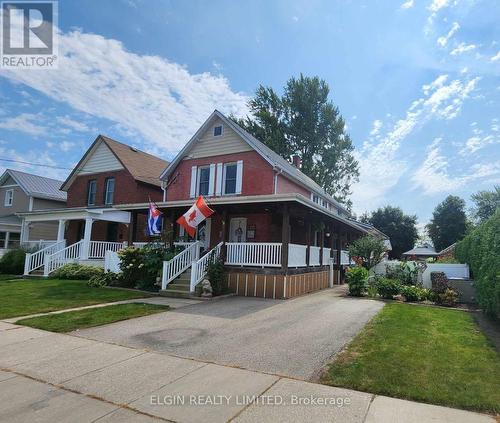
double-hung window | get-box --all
[4,189,13,206]
[198,167,210,196]
[223,163,237,195]
[87,180,97,205]
[104,178,115,205]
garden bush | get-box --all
[438,288,460,307]
[455,210,500,318]
[400,285,430,302]
[0,249,26,274]
[375,277,401,299]
[87,272,119,287]
[206,258,226,296]
[52,263,103,280]
[431,271,449,294]
[386,262,418,285]
[346,267,368,296]
[430,271,460,306]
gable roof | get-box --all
[0,169,67,202]
[160,110,349,214]
[403,245,439,257]
[62,135,169,190]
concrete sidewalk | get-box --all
[3,296,200,323]
[0,322,495,423]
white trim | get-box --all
[4,189,13,207]
[19,208,131,224]
[215,163,223,195]
[236,160,243,194]
[28,196,33,212]
[0,184,18,188]
[189,166,197,198]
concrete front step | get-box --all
[165,283,190,292]
[159,289,199,299]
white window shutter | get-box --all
[236,160,243,194]
[215,163,223,195]
[190,166,197,198]
[208,163,216,196]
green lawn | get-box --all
[17,303,169,332]
[0,274,21,281]
[322,303,500,414]
[0,279,151,319]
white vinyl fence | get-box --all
[104,250,121,273]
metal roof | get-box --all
[402,245,439,257]
[1,169,67,202]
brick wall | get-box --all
[276,174,310,197]
[66,169,163,207]
[166,151,275,201]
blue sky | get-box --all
[0,0,499,228]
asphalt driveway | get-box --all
[74,286,384,380]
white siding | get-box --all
[189,117,252,158]
[79,142,124,174]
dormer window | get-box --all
[4,189,13,207]
[213,125,223,136]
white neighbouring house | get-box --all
[0,169,67,256]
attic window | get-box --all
[213,125,223,137]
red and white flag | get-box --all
[176,196,215,237]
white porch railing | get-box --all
[88,241,125,259]
[309,246,321,266]
[288,243,307,267]
[161,241,201,289]
[341,250,351,265]
[225,242,282,267]
[104,250,121,273]
[322,247,331,264]
[44,240,84,276]
[23,240,66,275]
[21,240,57,251]
[133,241,195,249]
[190,242,223,292]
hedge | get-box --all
[455,210,500,318]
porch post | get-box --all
[305,219,311,267]
[319,225,325,266]
[336,232,342,284]
[281,203,289,271]
[127,211,137,246]
[20,219,30,243]
[221,209,228,261]
[57,220,66,242]
[81,217,93,260]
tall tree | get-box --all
[234,74,359,208]
[426,195,467,251]
[367,206,418,259]
[471,186,500,223]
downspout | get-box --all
[161,180,167,202]
[273,168,283,194]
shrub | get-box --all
[206,258,226,296]
[375,277,401,299]
[400,285,430,302]
[52,263,103,280]
[346,267,368,296]
[348,236,386,269]
[0,249,26,275]
[386,262,418,286]
[438,288,460,307]
[431,271,449,294]
[88,272,119,287]
[455,210,500,318]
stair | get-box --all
[23,269,45,279]
[159,269,201,299]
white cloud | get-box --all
[0,113,47,136]
[400,0,414,9]
[450,42,476,55]
[0,29,249,156]
[56,116,91,132]
[436,22,460,47]
[352,74,479,212]
[369,120,383,136]
[491,51,500,62]
[428,0,451,13]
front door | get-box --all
[229,218,247,242]
[197,218,211,251]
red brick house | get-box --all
[21,135,168,275]
[116,110,388,298]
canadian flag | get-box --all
[176,196,215,238]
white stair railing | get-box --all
[161,241,201,289]
[88,241,124,259]
[190,242,223,292]
[23,240,66,275]
[44,240,84,276]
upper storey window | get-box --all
[213,125,223,136]
[4,189,13,206]
[198,167,210,196]
[223,163,237,194]
[104,178,115,205]
[87,180,97,205]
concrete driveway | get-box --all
[74,286,384,380]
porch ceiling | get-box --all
[17,207,131,224]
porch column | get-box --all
[319,225,325,266]
[305,219,311,267]
[81,217,93,260]
[281,203,289,271]
[127,211,137,246]
[4,231,9,249]
[20,219,30,243]
[57,220,66,243]
[220,209,228,261]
